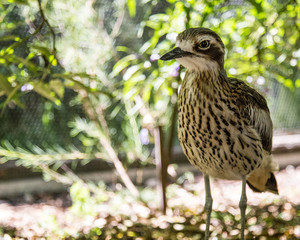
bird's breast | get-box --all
[178,74,263,180]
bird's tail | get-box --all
[246,152,279,194]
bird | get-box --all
[160,28,279,240]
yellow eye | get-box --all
[199,40,210,49]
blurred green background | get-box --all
[0,0,299,185]
[0,0,299,239]
[1,0,299,164]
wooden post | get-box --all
[154,126,167,214]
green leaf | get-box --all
[6,0,28,4]
[9,56,38,71]
[0,82,24,113]
[32,81,61,105]
[127,0,136,17]
[116,46,129,52]
[110,54,137,78]
[142,82,153,102]
[31,45,52,58]
[264,53,275,61]
[278,75,295,91]
[145,20,161,30]
[139,41,151,54]
[0,35,19,41]
[49,55,57,66]
[283,79,294,90]
[0,74,13,95]
[49,79,65,99]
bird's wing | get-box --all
[228,78,273,152]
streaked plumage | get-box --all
[160,28,278,240]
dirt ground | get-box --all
[0,165,299,239]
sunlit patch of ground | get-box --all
[0,166,299,239]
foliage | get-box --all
[70,180,109,217]
[0,0,145,196]
[0,0,299,211]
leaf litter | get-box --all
[0,165,299,239]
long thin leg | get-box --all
[204,175,212,240]
[239,176,247,240]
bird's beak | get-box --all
[160,47,192,61]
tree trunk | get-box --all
[154,126,167,214]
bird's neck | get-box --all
[183,68,229,97]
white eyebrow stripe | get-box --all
[197,34,216,42]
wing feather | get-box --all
[228,78,273,152]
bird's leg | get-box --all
[239,175,247,240]
[204,175,212,240]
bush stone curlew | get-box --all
[160,28,278,240]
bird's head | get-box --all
[161,28,225,73]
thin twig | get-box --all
[61,163,81,182]
[154,126,167,214]
[40,164,73,185]
[8,20,45,50]
[37,0,56,54]
[79,92,139,197]
[110,6,125,38]
[98,130,139,197]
